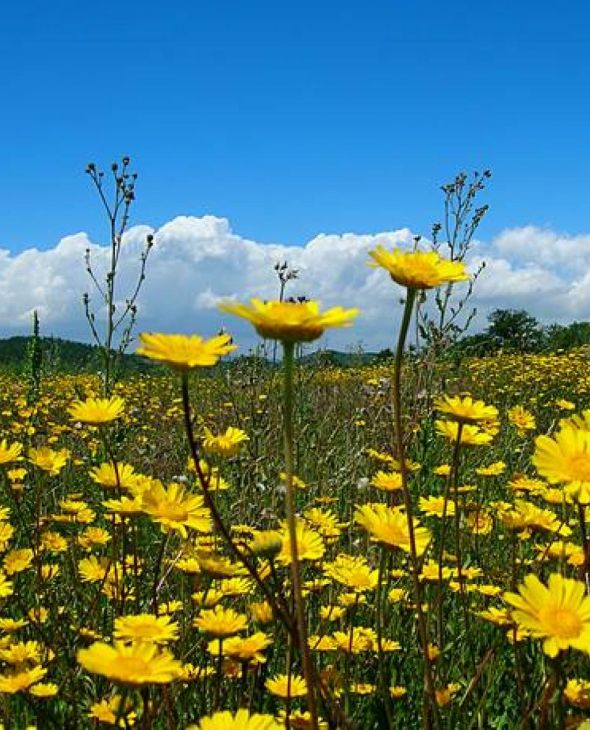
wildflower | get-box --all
[508,406,536,433]
[77,641,182,684]
[419,495,455,518]
[141,482,211,538]
[68,396,125,425]
[247,530,283,557]
[209,632,271,665]
[355,503,431,555]
[533,426,590,503]
[28,447,69,476]
[3,549,34,576]
[218,298,358,343]
[476,461,506,477]
[88,696,137,726]
[194,606,248,637]
[370,470,403,492]
[277,521,324,564]
[266,673,307,698]
[0,665,47,693]
[368,246,469,289]
[192,709,280,730]
[565,678,590,708]
[137,332,236,370]
[435,420,493,446]
[323,554,378,592]
[504,573,590,657]
[29,682,58,697]
[202,427,249,458]
[90,462,142,490]
[0,441,22,466]
[113,614,179,645]
[434,395,498,424]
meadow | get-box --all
[2,309,590,729]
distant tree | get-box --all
[544,321,590,351]
[486,308,545,352]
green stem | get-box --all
[282,341,319,730]
[392,288,441,730]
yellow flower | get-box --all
[323,554,378,592]
[202,427,249,458]
[419,495,455,518]
[436,682,461,707]
[209,632,271,665]
[565,678,590,709]
[533,426,590,502]
[508,405,536,433]
[435,420,493,446]
[0,665,47,693]
[368,246,469,289]
[193,605,248,638]
[28,447,69,476]
[265,673,307,698]
[504,573,590,657]
[28,682,58,698]
[277,521,324,564]
[137,332,236,370]
[68,396,125,425]
[113,614,179,645]
[3,549,34,576]
[476,461,506,477]
[218,298,358,343]
[0,573,14,598]
[90,462,142,490]
[77,641,182,684]
[88,696,137,726]
[141,482,211,538]
[434,395,498,424]
[354,503,431,555]
[0,441,22,466]
[370,471,403,492]
[193,709,280,730]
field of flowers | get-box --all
[2,249,590,729]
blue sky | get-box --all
[1,0,588,253]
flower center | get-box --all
[541,606,583,639]
[118,656,150,676]
[157,502,188,522]
[567,454,590,482]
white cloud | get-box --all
[0,216,588,351]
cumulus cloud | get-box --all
[0,216,587,351]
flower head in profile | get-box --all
[434,395,498,424]
[137,332,236,371]
[68,396,125,425]
[0,440,23,466]
[28,446,69,476]
[354,503,431,555]
[266,673,308,699]
[504,573,590,657]
[90,462,142,491]
[77,641,182,684]
[368,246,469,289]
[202,426,249,458]
[113,614,179,645]
[193,709,280,730]
[194,605,248,638]
[218,298,358,343]
[208,632,272,665]
[435,420,493,446]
